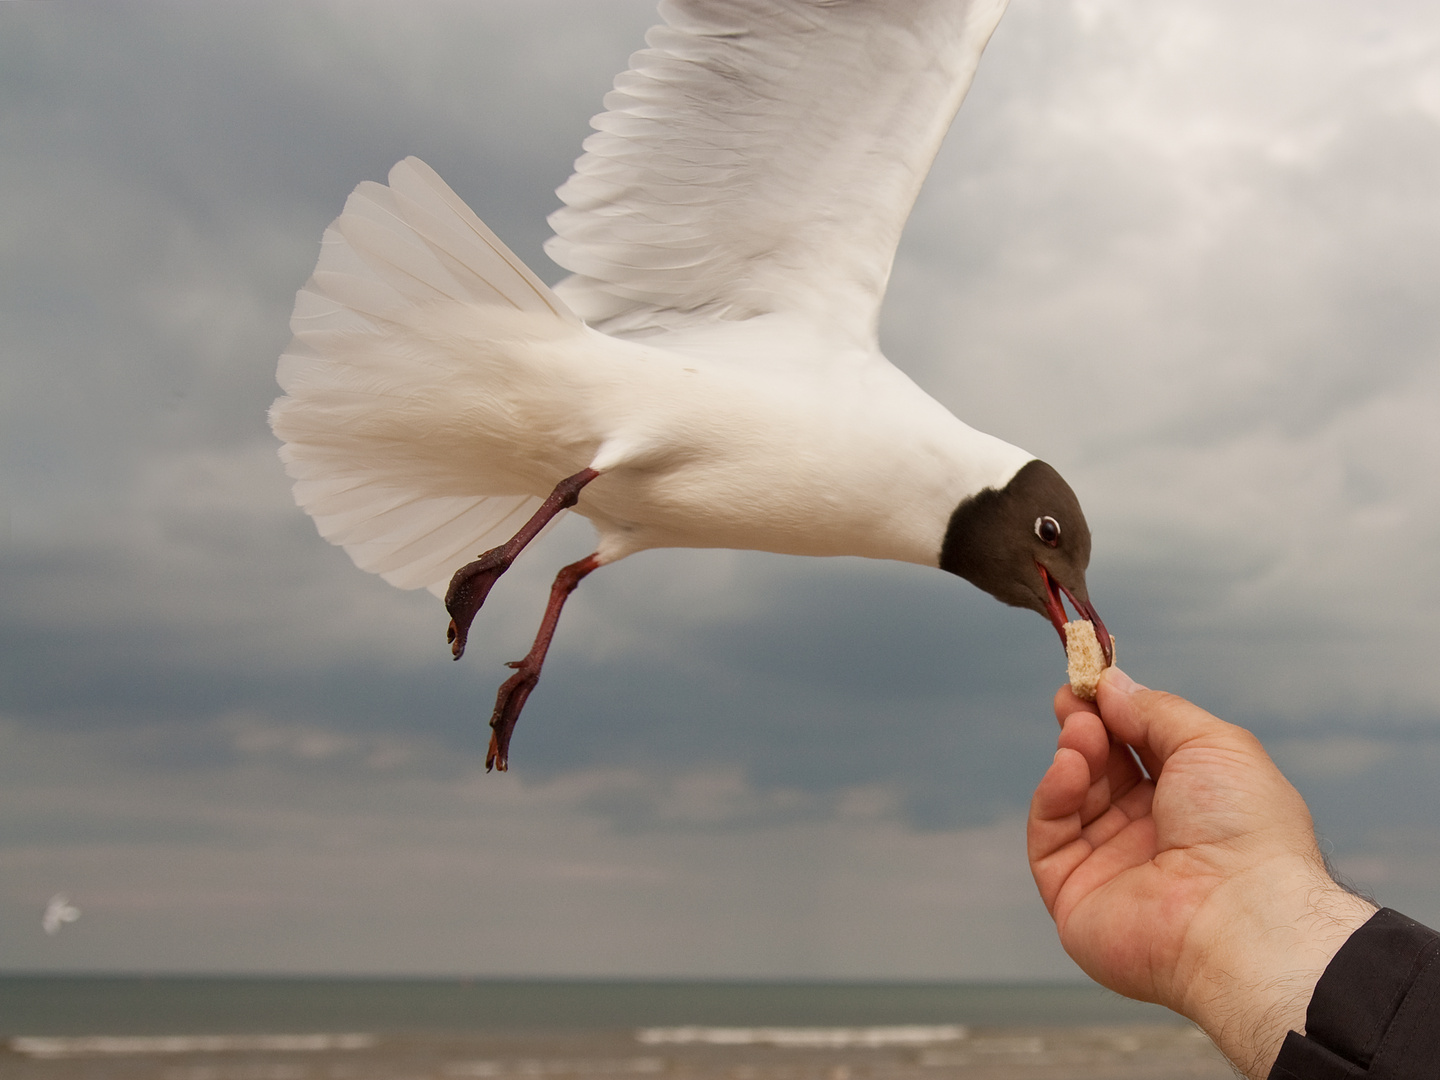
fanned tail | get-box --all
[270,157,583,597]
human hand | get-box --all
[1027,668,1376,1079]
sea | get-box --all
[0,977,1232,1079]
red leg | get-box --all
[444,468,599,659]
[486,553,601,772]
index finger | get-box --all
[1053,683,1099,726]
[1055,682,1144,797]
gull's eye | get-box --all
[1035,516,1061,547]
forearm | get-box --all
[1178,872,1377,1079]
[1270,908,1440,1078]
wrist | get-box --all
[1178,866,1376,1079]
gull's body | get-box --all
[271,0,1106,768]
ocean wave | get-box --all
[634,1024,968,1048]
[9,1034,377,1059]
[444,1057,663,1076]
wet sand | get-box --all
[3,1024,1233,1080]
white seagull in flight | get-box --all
[271,0,1109,771]
[43,894,80,936]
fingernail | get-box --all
[1104,667,1147,694]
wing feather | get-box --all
[546,0,1009,345]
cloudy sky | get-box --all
[4,0,1440,981]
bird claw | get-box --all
[486,664,540,772]
[444,550,511,659]
[444,469,601,663]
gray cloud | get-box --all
[0,715,1070,977]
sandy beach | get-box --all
[3,1024,1233,1080]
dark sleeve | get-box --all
[1267,908,1440,1079]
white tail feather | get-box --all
[271,157,581,597]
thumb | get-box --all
[1095,668,1237,768]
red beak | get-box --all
[1037,563,1113,668]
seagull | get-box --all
[270,0,1109,771]
[43,894,80,936]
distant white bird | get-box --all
[271,0,1108,770]
[43,894,80,936]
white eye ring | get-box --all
[1035,516,1061,547]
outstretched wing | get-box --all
[546,0,1009,346]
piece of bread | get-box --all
[1064,619,1115,700]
